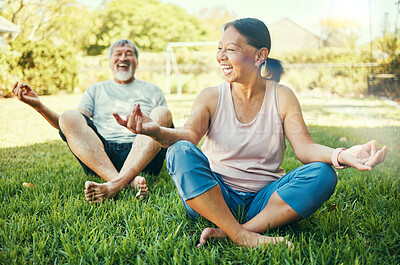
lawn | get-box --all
[0,92,399,264]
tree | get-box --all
[0,0,85,95]
[0,0,94,50]
[320,17,361,49]
[85,0,209,55]
[11,39,78,95]
[198,6,237,41]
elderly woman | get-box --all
[88,18,387,248]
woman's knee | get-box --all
[282,162,337,218]
[312,162,337,193]
[166,140,197,172]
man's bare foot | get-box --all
[84,181,120,204]
[197,227,227,247]
[129,176,148,199]
[84,176,148,204]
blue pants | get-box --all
[166,140,337,222]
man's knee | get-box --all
[59,110,86,133]
[149,106,172,127]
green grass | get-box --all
[0,93,399,264]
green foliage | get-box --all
[368,32,400,98]
[319,17,361,49]
[9,40,78,95]
[275,46,372,64]
[282,67,370,95]
[1,0,94,50]
[0,0,398,98]
[271,47,373,95]
[0,46,20,97]
[198,6,237,41]
[1,0,93,95]
[1,0,211,95]
[86,0,209,55]
[376,32,400,74]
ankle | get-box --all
[230,229,248,245]
[107,178,126,191]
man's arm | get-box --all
[12,81,60,129]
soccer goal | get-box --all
[165,41,219,95]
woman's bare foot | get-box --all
[197,227,228,247]
[197,227,292,249]
[129,176,148,199]
[232,229,292,249]
[84,181,120,204]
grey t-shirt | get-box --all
[78,79,167,143]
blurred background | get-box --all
[0,0,399,100]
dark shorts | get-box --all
[59,113,167,176]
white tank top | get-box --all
[202,80,286,193]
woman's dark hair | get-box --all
[222,18,284,82]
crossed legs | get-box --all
[187,186,294,248]
[167,141,337,248]
[58,106,172,204]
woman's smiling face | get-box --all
[216,26,259,84]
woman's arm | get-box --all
[279,86,387,170]
[114,86,219,148]
[278,85,328,163]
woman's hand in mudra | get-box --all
[113,104,160,137]
[339,140,387,171]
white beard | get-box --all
[113,64,133,81]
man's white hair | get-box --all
[108,39,139,60]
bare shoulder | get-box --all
[182,86,219,143]
[277,84,301,117]
[193,86,219,114]
[196,86,219,101]
[277,84,298,104]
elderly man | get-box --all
[12,39,173,204]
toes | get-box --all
[135,187,148,199]
[85,192,94,199]
[139,186,148,193]
[85,181,94,189]
[86,194,104,204]
[272,237,293,250]
[196,227,213,247]
[132,176,148,199]
[197,236,207,248]
[132,176,147,187]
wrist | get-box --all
[34,102,44,113]
[332,148,348,169]
[148,124,161,138]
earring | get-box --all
[260,61,268,77]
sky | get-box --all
[79,0,398,44]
